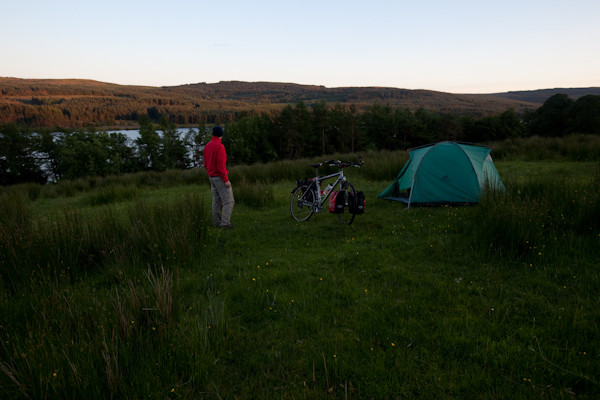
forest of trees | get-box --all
[2,94,600,186]
[1,78,549,128]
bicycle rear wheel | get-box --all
[290,185,316,221]
[337,182,356,225]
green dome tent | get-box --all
[377,142,504,208]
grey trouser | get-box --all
[209,176,235,227]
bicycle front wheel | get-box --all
[290,185,316,221]
[337,182,356,225]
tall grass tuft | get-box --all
[126,194,208,266]
[490,134,600,161]
[360,149,409,181]
[472,166,600,261]
[37,168,208,200]
[145,266,174,331]
[0,192,208,293]
[234,179,275,208]
[0,190,34,292]
[85,186,139,206]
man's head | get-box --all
[213,126,224,137]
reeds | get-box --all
[0,191,208,293]
[490,134,600,161]
[473,166,600,260]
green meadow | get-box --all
[1,137,599,399]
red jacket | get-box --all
[204,136,229,182]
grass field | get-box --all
[1,147,599,399]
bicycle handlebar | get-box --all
[326,159,364,168]
[310,159,364,169]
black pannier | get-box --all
[349,191,366,214]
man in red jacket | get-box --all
[203,126,234,228]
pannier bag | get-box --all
[328,190,346,213]
[349,191,366,214]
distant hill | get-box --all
[489,87,600,104]
[163,81,542,115]
[1,77,598,128]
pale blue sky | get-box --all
[2,0,599,93]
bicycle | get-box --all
[290,159,364,225]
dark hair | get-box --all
[213,126,224,137]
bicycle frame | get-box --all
[310,169,347,212]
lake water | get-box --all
[107,127,199,141]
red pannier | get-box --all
[328,190,346,213]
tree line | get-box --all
[2,94,600,186]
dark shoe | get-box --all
[220,223,234,229]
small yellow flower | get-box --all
[53,372,57,377]
[171,388,175,392]
[391,343,396,347]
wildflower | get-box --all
[53,372,57,377]
[171,388,175,392]
[391,343,396,347]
